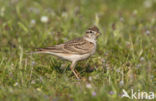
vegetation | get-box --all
[0,0,156,101]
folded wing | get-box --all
[63,38,95,54]
[34,38,95,55]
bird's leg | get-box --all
[70,61,80,80]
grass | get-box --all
[0,0,156,101]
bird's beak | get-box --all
[96,32,101,37]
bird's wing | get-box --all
[34,38,95,55]
[63,38,95,54]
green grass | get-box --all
[0,0,156,101]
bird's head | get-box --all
[84,26,101,40]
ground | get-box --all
[0,0,156,101]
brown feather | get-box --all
[35,38,95,55]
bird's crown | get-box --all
[86,26,100,33]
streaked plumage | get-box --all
[32,26,101,79]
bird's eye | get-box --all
[90,31,92,33]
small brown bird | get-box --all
[32,26,101,79]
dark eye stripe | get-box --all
[86,30,96,34]
[86,31,90,33]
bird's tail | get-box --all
[28,51,44,54]
[27,48,50,54]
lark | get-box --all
[32,26,101,79]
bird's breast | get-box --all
[90,43,96,55]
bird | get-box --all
[31,26,101,79]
